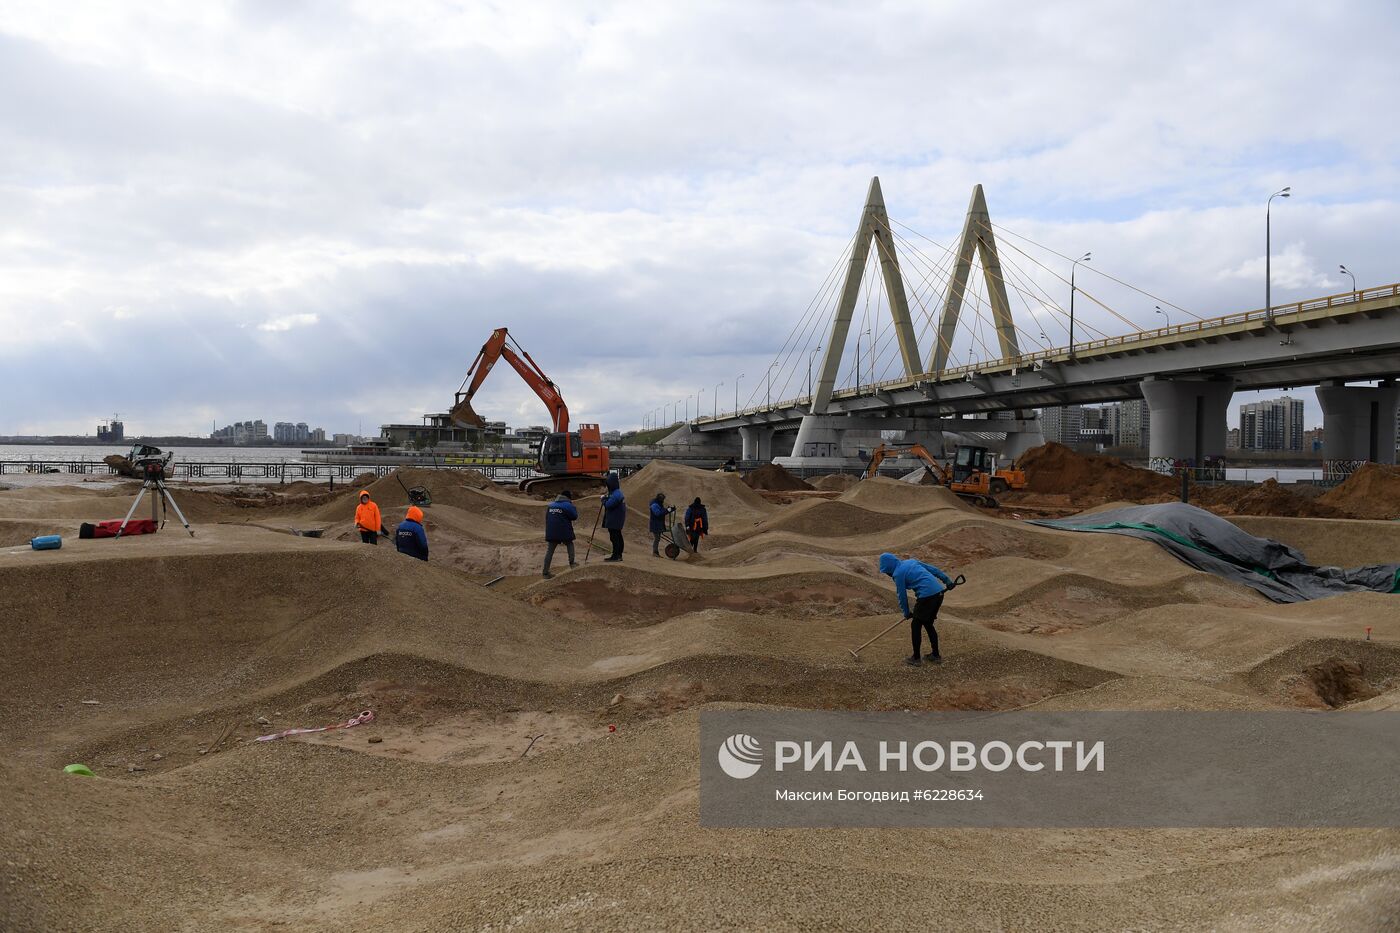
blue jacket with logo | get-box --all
[395,519,429,562]
[545,496,579,542]
[878,552,952,616]
[601,473,626,530]
[649,497,669,533]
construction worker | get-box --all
[395,506,429,562]
[878,552,953,666]
[685,497,709,551]
[648,492,669,556]
[543,490,578,578]
[354,490,384,544]
[600,472,626,562]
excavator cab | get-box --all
[952,445,992,484]
[536,424,610,480]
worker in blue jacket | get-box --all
[878,552,953,666]
[395,506,429,562]
[542,490,578,578]
[600,472,626,562]
[648,492,669,556]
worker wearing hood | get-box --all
[354,490,383,544]
[879,552,953,666]
[395,506,429,562]
[600,472,626,561]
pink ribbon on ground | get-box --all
[254,709,375,742]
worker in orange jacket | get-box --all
[354,490,384,544]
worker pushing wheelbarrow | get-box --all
[648,492,695,560]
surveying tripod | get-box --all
[115,459,195,538]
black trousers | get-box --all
[359,530,377,545]
[911,593,943,657]
[608,528,625,559]
[687,531,702,551]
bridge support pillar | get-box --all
[1141,377,1234,474]
[739,425,776,461]
[1001,420,1046,461]
[1318,381,1399,478]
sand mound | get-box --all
[837,476,978,514]
[755,499,912,538]
[1320,462,1400,519]
[1018,442,1176,500]
[622,460,775,521]
[742,462,813,492]
[1243,638,1400,708]
[811,473,859,491]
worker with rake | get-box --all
[878,552,954,667]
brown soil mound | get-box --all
[1018,442,1176,500]
[1190,479,1349,518]
[742,462,813,492]
[811,473,859,491]
[622,460,775,521]
[1319,462,1400,520]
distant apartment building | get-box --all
[1226,428,1242,450]
[310,427,326,443]
[96,419,124,443]
[212,420,269,444]
[1302,427,1324,452]
[1239,396,1305,451]
[1038,405,1084,445]
[1114,399,1151,448]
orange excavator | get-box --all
[863,443,1026,508]
[450,328,611,495]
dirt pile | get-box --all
[1319,463,1400,520]
[839,476,979,514]
[1018,443,1176,501]
[622,460,775,521]
[812,473,859,491]
[742,462,813,492]
[1192,479,1349,519]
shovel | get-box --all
[847,573,965,661]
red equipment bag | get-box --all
[79,519,159,539]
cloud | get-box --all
[1,1,1398,438]
[256,313,319,333]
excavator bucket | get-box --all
[449,397,486,430]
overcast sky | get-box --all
[2,1,1398,438]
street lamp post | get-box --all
[1340,264,1356,296]
[1266,187,1291,322]
[735,374,743,414]
[807,346,822,400]
[1155,305,1170,329]
[1069,252,1091,358]
[714,382,722,419]
[697,388,704,422]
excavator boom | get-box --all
[450,328,569,433]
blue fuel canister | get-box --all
[30,535,62,550]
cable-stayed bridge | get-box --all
[686,178,1400,476]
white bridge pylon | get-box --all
[810,177,1017,413]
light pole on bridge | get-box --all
[1266,187,1290,323]
[696,388,705,423]
[1155,305,1170,329]
[735,374,743,414]
[714,382,722,419]
[1339,264,1356,296]
[1069,252,1091,359]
